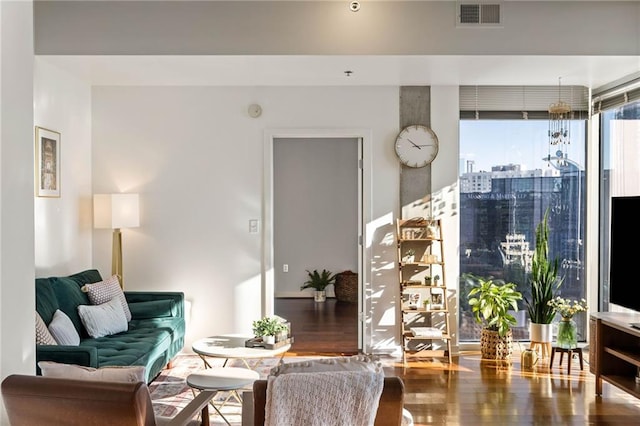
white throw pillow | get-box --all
[270,354,382,376]
[48,309,80,346]
[38,361,145,383]
[82,275,132,322]
[36,311,57,346]
[78,297,128,338]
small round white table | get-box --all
[187,367,260,426]
[192,334,291,370]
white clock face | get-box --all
[394,125,439,168]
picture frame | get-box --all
[35,127,61,198]
[430,288,444,310]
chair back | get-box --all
[252,376,405,426]
[1,374,156,426]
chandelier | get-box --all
[548,77,571,147]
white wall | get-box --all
[91,85,406,352]
[0,1,35,423]
[33,58,93,276]
[431,86,460,349]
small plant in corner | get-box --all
[300,269,336,292]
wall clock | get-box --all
[394,124,439,168]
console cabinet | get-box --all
[590,312,640,397]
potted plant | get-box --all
[433,274,441,286]
[525,209,564,343]
[300,269,336,302]
[252,316,288,344]
[467,275,523,360]
[403,249,415,263]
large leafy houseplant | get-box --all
[467,274,523,360]
[525,209,564,324]
[467,275,523,338]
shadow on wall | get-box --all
[367,216,399,354]
[366,181,458,354]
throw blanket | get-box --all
[265,370,385,426]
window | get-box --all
[459,119,587,342]
[600,100,640,312]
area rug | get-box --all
[148,354,317,425]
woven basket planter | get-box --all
[334,270,358,303]
[480,328,513,360]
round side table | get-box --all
[187,366,260,426]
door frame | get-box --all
[262,128,372,352]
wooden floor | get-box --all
[274,297,640,425]
[275,297,358,355]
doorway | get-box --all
[263,129,369,353]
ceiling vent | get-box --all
[458,2,502,26]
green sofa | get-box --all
[35,269,185,383]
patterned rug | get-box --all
[148,354,314,425]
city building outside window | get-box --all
[459,120,587,342]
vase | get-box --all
[314,290,326,302]
[529,323,553,343]
[480,328,513,360]
[263,335,275,345]
[556,317,578,349]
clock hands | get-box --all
[407,138,432,149]
[407,138,422,149]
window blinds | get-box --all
[592,76,640,113]
[460,85,589,120]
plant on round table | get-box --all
[252,316,287,338]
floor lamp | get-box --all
[93,193,140,288]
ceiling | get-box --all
[40,54,640,90]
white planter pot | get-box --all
[529,323,553,342]
[263,335,275,345]
[314,290,326,302]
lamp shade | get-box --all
[93,194,140,229]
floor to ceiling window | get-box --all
[458,86,588,342]
[599,95,640,313]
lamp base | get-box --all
[112,228,123,288]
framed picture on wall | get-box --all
[35,126,61,198]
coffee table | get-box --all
[187,366,260,426]
[192,334,291,370]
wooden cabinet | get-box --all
[590,312,640,397]
[396,218,452,363]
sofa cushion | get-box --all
[129,299,176,320]
[51,277,90,337]
[68,269,103,286]
[78,297,128,338]
[35,278,59,325]
[82,275,132,322]
[38,361,145,383]
[48,310,80,346]
[79,324,176,370]
[36,312,57,345]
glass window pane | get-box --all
[459,119,587,342]
[600,101,640,312]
